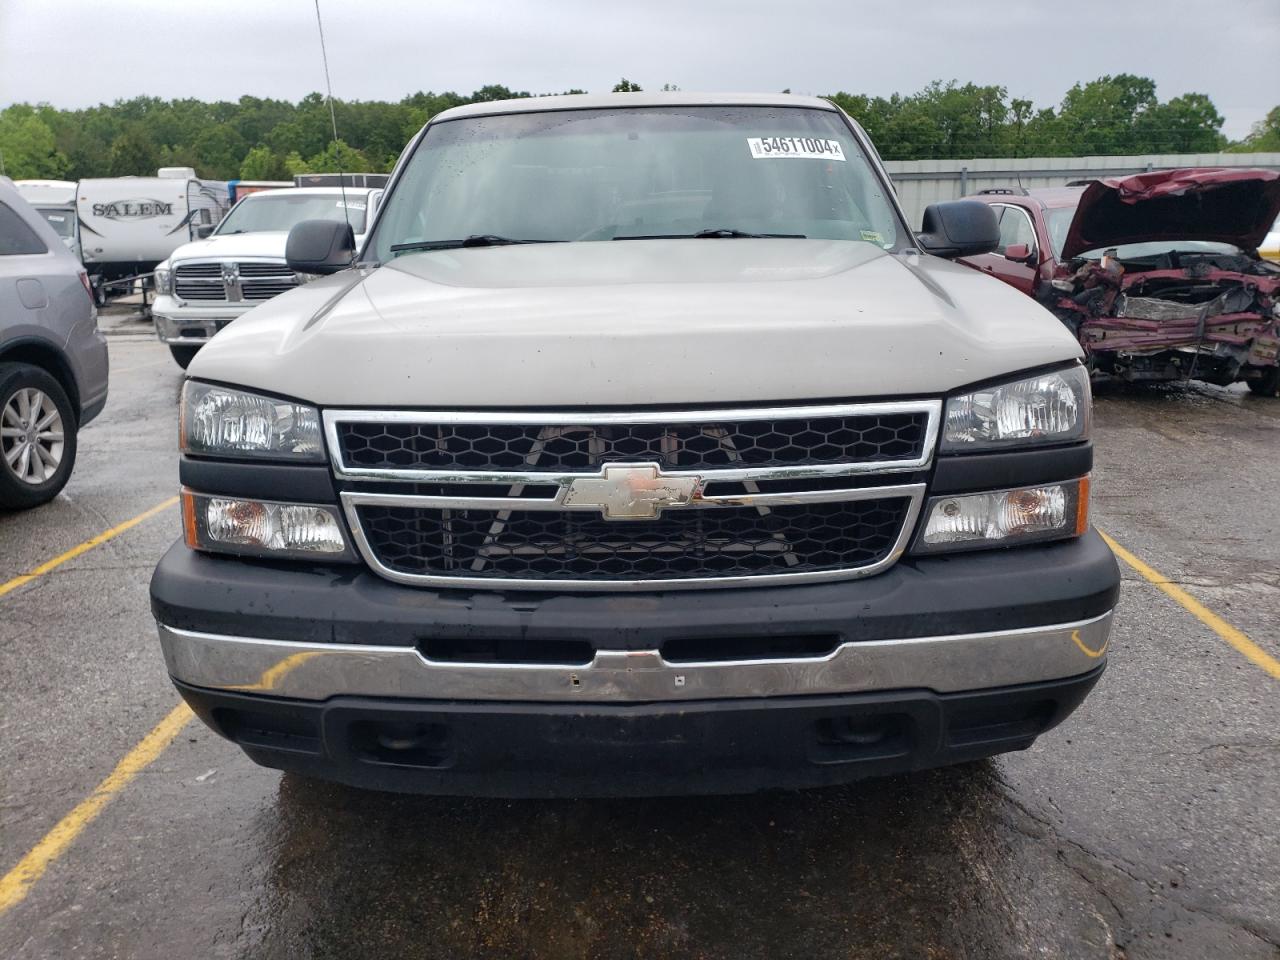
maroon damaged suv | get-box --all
[959,186,1084,299]
[961,171,1280,394]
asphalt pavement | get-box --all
[0,308,1277,959]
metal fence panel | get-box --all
[883,153,1280,227]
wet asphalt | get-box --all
[0,309,1277,959]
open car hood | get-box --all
[1060,167,1280,260]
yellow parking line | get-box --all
[1099,528,1280,680]
[0,496,178,600]
[0,702,193,914]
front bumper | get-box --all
[152,532,1118,794]
[152,296,250,345]
[174,667,1104,797]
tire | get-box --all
[1246,366,1279,397]
[0,363,78,510]
[169,344,201,369]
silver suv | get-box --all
[0,178,109,509]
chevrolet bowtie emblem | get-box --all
[563,464,699,520]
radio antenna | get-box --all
[312,0,351,236]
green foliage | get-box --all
[0,105,69,178]
[470,85,531,102]
[0,78,1262,182]
[302,139,371,174]
[829,75,1237,159]
[1227,106,1280,153]
[282,151,308,177]
[106,124,161,177]
[239,144,290,181]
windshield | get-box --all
[368,106,902,261]
[216,192,367,235]
[38,208,76,238]
[1046,206,1239,260]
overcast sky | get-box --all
[1,0,1275,140]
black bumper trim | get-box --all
[151,530,1120,650]
[175,665,1104,797]
[931,442,1092,494]
[180,458,337,503]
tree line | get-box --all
[0,75,1275,183]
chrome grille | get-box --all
[337,411,929,472]
[173,262,223,301]
[357,497,913,582]
[173,259,299,304]
[242,279,298,300]
[327,402,940,591]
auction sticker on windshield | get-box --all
[748,137,846,161]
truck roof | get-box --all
[432,91,838,123]
[241,186,379,199]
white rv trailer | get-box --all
[76,168,230,283]
[14,179,84,262]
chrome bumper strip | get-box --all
[159,610,1113,704]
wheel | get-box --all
[0,363,78,510]
[169,344,201,369]
[1246,366,1279,397]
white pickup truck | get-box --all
[152,186,378,367]
[151,93,1119,797]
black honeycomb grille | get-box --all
[357,498,911,583]
[337,413,928,472]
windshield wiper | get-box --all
[389,235,556,255]
[613,228,806,240]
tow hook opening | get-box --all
[349,720,452,769]
[811,713,913,764]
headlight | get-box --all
[913,477,1089,554]
[942,366,1090,450]
[182,490,354,561]
[154,264,173,296]
[181,381,324,461]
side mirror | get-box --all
[1004,242,1035,265]
[193,223,216,240]
[916,201,1000,258]
[286,219,356,275]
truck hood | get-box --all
[188,239,1083,407]
[169,231,290,264]
[1061,167,1280,260]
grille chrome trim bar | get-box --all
[341,480,925,513]
[322,400,942,483]
[339,484,926,592]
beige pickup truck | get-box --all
[151,92,1118,797]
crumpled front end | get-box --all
[1046,251,1280,391]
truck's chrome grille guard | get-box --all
[173,257,298,304]
[324,401,940,591]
